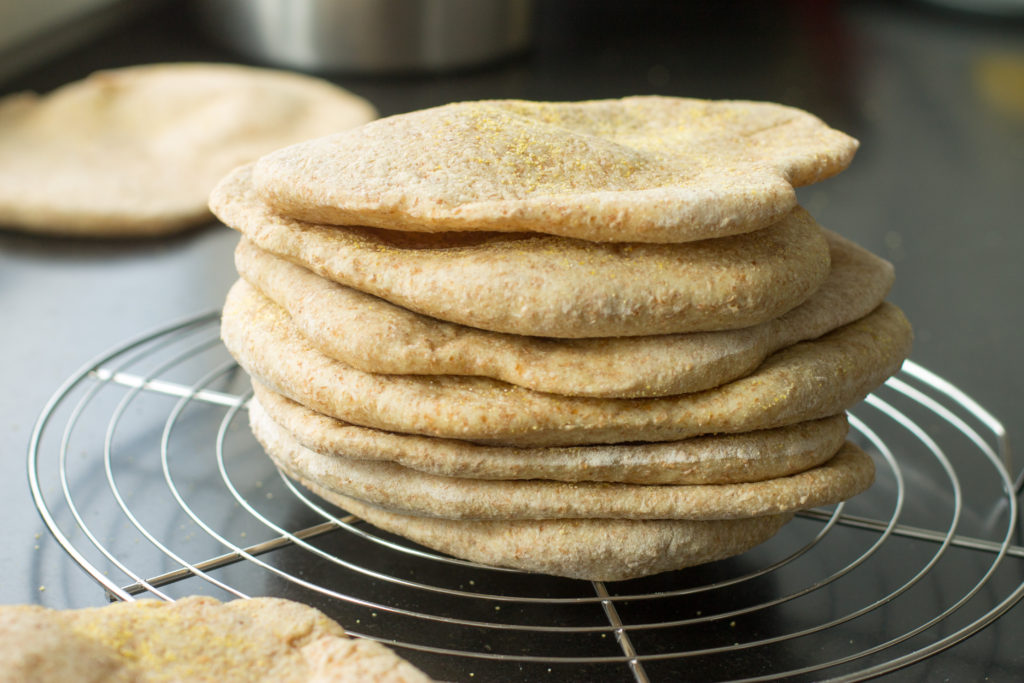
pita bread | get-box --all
[251,383,849,485]
[0,607,127,683]
[251,97,857,243]
[0,63,376,237]
[221,282,912,446]
[305,489,794,581]
[253,405,872,521]
[213,165,831,337]
[0,597,432,682]
[236,230,891,397]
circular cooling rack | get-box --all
[28,310,1023,682]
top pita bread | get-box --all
[0,596,432,682]
[252,97,857,243]
[0,63,376,237]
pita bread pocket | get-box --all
[221,280,912,447]
[235,229,891,397]
[251,97,857,243]
[0,62,376,237]
[212,164,831,338]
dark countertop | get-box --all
[1,1,1023,680]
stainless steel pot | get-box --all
[196,0,533,73]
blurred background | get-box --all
[1,1,1022,680]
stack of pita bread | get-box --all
[212,97,912,582]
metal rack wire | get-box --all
[28,310,1022,682]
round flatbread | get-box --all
[253,405,873,521]
[308,490,795,582]
[251,383,850,485]
[0,597,432,682]
[251,97,857,243]
[221,282,913,447]
[0,63,376,236]
[212,165,831,338]
[236,230,892,397]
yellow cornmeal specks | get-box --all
[251,96,859,243]
[2,596,434,681]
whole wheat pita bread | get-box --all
[221,282,912,447]
[0,597,432,682]
[304,489,794,581]
[251,97,857,243]
[252,383,849,484]
[213,166,831,337]
[237,230,891,397]
[0,63,376,237]
[253,406,872,521]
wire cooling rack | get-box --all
[28,310,1023,682]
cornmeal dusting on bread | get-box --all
[0,596,434,681]
[249,97,857,242]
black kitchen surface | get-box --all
[2,1,1023,681]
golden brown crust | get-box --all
[0,63,376,237]
[251,97,857,243]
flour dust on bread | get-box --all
[251,97,858,243]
